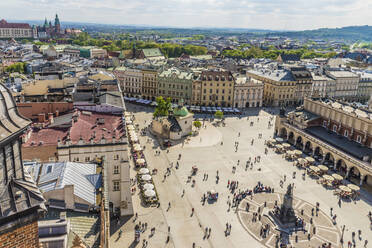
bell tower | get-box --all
[54,14,61,33]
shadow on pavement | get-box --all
[110,215,133,236]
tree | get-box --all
[153,96,172,117]
[214,110,224,119]
[193,121,202,129]
[5,62,26,74]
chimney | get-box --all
[38,113,46,123]
[48,113,54,124]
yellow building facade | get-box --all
[200,71,234,107]
[247,70,296,107]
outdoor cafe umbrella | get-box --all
[276,144,283,148]
[127,125,135,130]
[143,183,154,190]
[144,190,156,197]
[309,165,320,172]
[298,158,306,165]
[133,144,142,152]
[124,112,131,117]
[339,185,352,193]
[294,150,302,156]
[332,174,343,181]
[347,184,360,191]
[139,168,149,174]
[136,159,146,166]
[141,174,152,181]
[131,136,138,142]
[286,150,295,155]
[318,165,328,172]
[305,157,315,164]
[268,138,276,144]
[282,143,291,149]
[275,137,284,143]
[322,175,334,181]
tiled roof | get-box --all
[24,110,125,147]
[278,53,301,62]
[0,19,31,29]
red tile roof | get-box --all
[0,19,31,29]
[24,111,125,147]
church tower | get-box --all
[54,14,61,33]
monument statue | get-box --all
[279,184,297,224]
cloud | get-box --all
[0,0,371,30]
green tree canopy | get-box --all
[153,96,172,117]
[5,62,27,74]
[214,110,224,119]
[193,121,202,128]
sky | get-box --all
[1,0,371,30]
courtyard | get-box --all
[111,104,372,248]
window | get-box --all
[85,157,90,162]
[114,165,119,174]
[203,96,206,100]
[344,130,348,137]
[333,125,337,132]
[113,181,120,191]
[114,154,119,160]
[356,135,362,143]
[323,121,327,127]
[210,89,212,93]
[203,89,206,93]
[216,89,219,94]
[46,166,52,174]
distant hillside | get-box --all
[266,25,372,41]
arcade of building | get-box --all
[275,98,372,188]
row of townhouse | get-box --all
[114,67,264,108]
[114,65,372,109]
[248,66,372,107]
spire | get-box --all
[55,13,60,26]
[44,18,48,27]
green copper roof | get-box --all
[173,106,189,117]
[55,14,60,26]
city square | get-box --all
[112,104,372,248]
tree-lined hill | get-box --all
[267,25,372,41]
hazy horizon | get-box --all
[1,0,371,31]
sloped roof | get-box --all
[142,48,163,58]
[278,53,301,62]
[27,162,98,205]
[0,83,30,144]
[0,19,31,29]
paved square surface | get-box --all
[111,105,372,248]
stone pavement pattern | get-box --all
[111,105,372,248]
[237,192,341,248]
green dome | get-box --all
[173,106,189,117]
